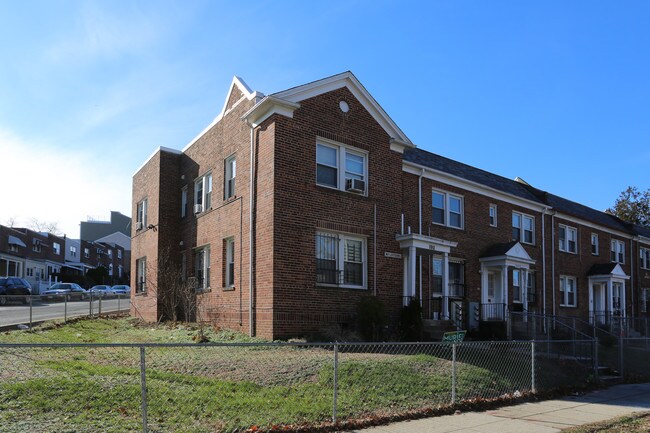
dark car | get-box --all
[41,283,88,302]
[0,277,32,305]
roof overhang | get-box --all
[480,242,535,269]
[396,233,458,254]
[588,263,630,282]
[241,95,301,128]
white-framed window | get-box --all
[9,244,18,253]
[224,155,236,200]
[315,231,366,288]
[32,239,42,253]
[137,199,148,230]
[53,242,61,255]
[194,172,212,214]
[527,271,535,302]
[108,263,114,276]
[118,265,123,278]
[181,186,188,218]
[642,288,649,314]
[559,275,577,307]
[512,212,534,244]
[611,239,625,264]
[432,190,464,229]
[489,204,497,227]
[84,248,90,258]
[591,233,599,256]
[117,250,122,260]
[640,247,650,269]
[513,269,522,303]
[194,246,210,290]
[316,139,367,194]
[136,257,146,293]
[70,246,77,257]
[225,238,235,288]
[558,224,578,253]
[612,282,623,311]
[107,249,113,259]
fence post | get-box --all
[593,338,599,381]
[118,294,121,314]
[531,341,536,393]
[140,346,148,433]
[618,318,624,378]
[89,295,93,318]
[64,296,68,322]
[29,295,33,330]
[332,342,338,423]
[451,343,457,404]
[572,318,576,357]
[99,296,102,316]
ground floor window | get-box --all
[136,258,146,293]
[194,246,210,290]
[642,289,649,314]
[560,275,577,307]
[316,232,366,288]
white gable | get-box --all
[506,242,533,262]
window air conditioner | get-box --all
[194,204,203,214]
[345,178,365,193]
[135,221,143,231]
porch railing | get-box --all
[480,303,507,321]
[448,282,464,298]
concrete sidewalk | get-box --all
[349,383,650,433]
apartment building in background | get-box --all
[131,72,650,339]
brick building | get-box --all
[131,72,650,339]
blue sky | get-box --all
[1,1,649,237]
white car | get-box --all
[110,285,131,297]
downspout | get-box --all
[246,123,256,337]
[418,169,424,235]
[551,212,556,317]
[541,207,547,318]
[631,238,635,317]
[373,203,377,296]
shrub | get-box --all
[355,296,387,341]
[398,297,423,341]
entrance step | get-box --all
[423,320,457,341]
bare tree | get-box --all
[28,218,62,235]
[5,216,18,228]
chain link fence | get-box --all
[0,340,597,433]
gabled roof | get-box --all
[403,148,542,203]
[587,263,628,278]
[95,232,131,251]
[245,71,414,146]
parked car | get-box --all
[0,277,32,305]
[41,283,89,302]
[111,285,131,297]
[88,285,116,299]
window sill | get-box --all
[196,288,212,294]
[135,291,148,297]
[559,250,578,255]
[316,283,367,290]
[222,286,235,292]
[560,304,577,308]
[316,183,368,198]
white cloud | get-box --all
[0,128,131,238]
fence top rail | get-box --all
[0,339,591,349]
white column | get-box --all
[442,252,450,319]
[502,265,509,320]
[409,246,417,302]
[481,265,488,304]
[588,279,594,324]
[402,252,408,306]
[607,280,613,320]
[621,281,626,318]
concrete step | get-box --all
[422,320,457,341]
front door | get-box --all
[593,283,606,324]
[483,270,505,320]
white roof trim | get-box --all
[133,146,183,176]
[272,71,414,147]
[552,212,632,239]
[241,95,301,127]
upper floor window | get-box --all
[32,239,42,253]
[489,204,497,227]
[559,275,577,307]
[512,212,534,244]
[84,248,90,258]
[70,246,77,257]
[432,190,464,229]
[136,258,146,293]
[194,173,212,214]
[136,199,148,230]
[558,225,577,253]
[316,231,366,288]
[53,242,61,255]
[591,233,599,256]
[117,250,122,260]
[224,155,236,200]
[316,140,367,194]
[611,239,625,264]
[107,249,113,259]
[181,186,188,218]
[641,247,650,269]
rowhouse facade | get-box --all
[131,72,649,339]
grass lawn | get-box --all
[0,318,593,432]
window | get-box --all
[137,199,148,230]
[52,242,60,255]
[136,258,146,293]
[117,250,122,260]
[642,289,649,314]
[316,232,366,288]
[489,204,497,227]
[432,258,443,294]
[9,244,18,253]
[612,282,622,311]
[432,190,464,229]
[195,246,210,290]
[108,264,114,276]
[84,248,90,258]
[591,233,599,256]
[641,248,650,269]
[225,155,236,200]
[558,225,577,253]
[32,240,42,253]
[316,140,367,194]
[448,261,464,297]
[181,187,188,218]
[559,275,577,307]
[107,249,113,259]
[512,212,534,244]
[527,271,536,302]
[194,173,212,213]
[70,246,77,258]
[513,270,522,303]
[118,265,123,278]
[225,238,235,287]
[611,239,625,264]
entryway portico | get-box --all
[587,263,629,325]
[396,233,458,318]
[479,242,535,321]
